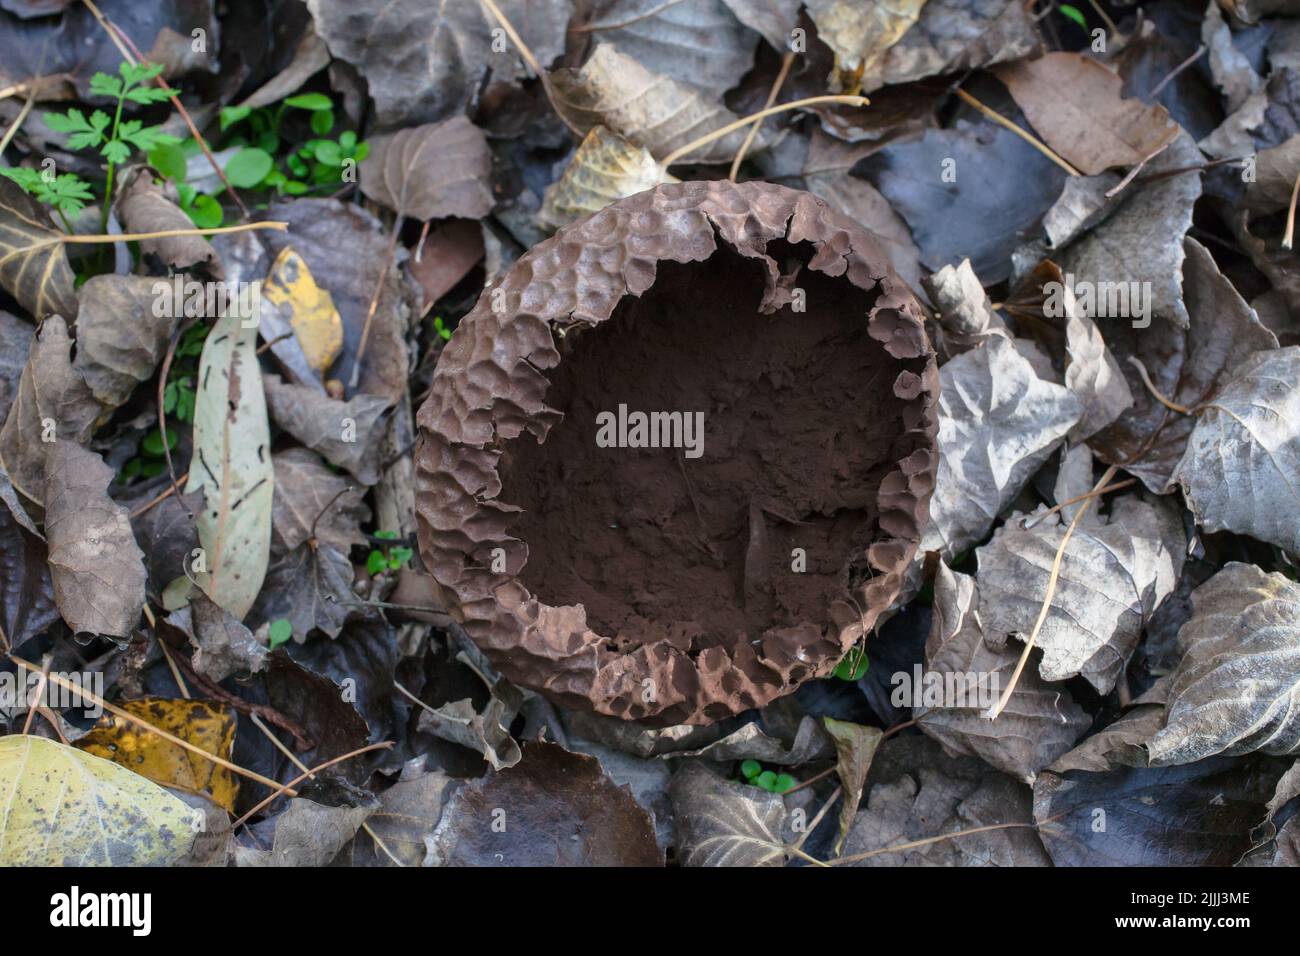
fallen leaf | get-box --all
[185,310,275,620]
[0,492,58,652]
[306,0,569,127]
[0,315,99,505]
[249,541,356,640]
[427,741,663,866]
[996,52,1178,176]
[0,310,32,410]
[1147,563,1300,766]
[672,715,833,764]
[1056,130,1202,329]
[920,336,1080,559]
[170,590,269,683]
[805,0,927,88]
[407,220,485,311]
[236,798,374,866]
[360,117,493,221]
[263,374,391,486]
[0,734,198,866]
[1175,347,1300,553]
[0,177,77,321]
[823,717,883,855]
[76,696,240,813]
[72,275,179,410]
[582,0,759,97]
[127,487,203,599]
[669,760,787,867]
[271,447,369,553]
[44,441,146,637]
[1204,0,1262,113]
[552,44,765,164]
[976,496,1185,694]
[719,0,800,51]
[916,563,1091,784]
[921,258,1011,356]
[116,169,220,273]
[332,767,453,866]
[538,126,675,230]
[1086,238,1278,492]
[260,246,344,380]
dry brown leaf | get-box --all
[360,116,493,221]
[539,126,675,231]
[0,177,77,321]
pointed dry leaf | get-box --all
[184,311,274,620]
[719,0,800,51]
[360,117,493,221]
[0,490,57,652]
[1176,347,1300,553]
[0,735,198,866]
[263,374,391,486]
[73,275,180,410]
[0,177,77,321]
[236,798,374,867]
[1147,563,1300,765]
[185,590,269,682]
[250,541,356,640]
[977,496,1185,694]
[416,689,523,771]
[271,447,369,553]
[922,259,1010,356]
[921,336,1081,559]
[917,563,1091,784]
[823,717,883,855]
[333,769,453,866]
[540,126,677,230]
[44,441,146,637]
[116,169,220,273]
[669,761,787,867]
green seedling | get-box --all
[367,530,414,575]
[1059,3,1087,28]
[833,645,869,681]
[267,618,293,650]
[218,93,367,197]
[740,759,797,794]
[433,316,453,341]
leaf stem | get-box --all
[953,87,1081,177]
[660,95,870,168]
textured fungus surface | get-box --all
[414,181,939,725]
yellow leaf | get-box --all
[262,246,344,375]
[0,734,199,865]
[76,697,240,813]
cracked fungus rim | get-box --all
[414,180,939,726]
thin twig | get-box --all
[1022,478,1136,528]
[827,820,1038,865]
[128,471,191,519]
[6,656,295,794]
[983,465,1119,719]
[48,220,286,246]
[20,657,52,735]
[953,87,1081,177]
[1148,44,1206,101]
[1285,166,1300,251]
[0,87,37,158]
[1126,356,1195,414]
[478,0,582,136]
[729,52,794,182]
[572,0,690,32]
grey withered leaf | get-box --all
[0,178,77,321]
[822,718,882,856]
[263,374,391,487]
[976,496,1185,694]
[72,275,179,410]
[916,563,1090,785]
[43,442,146,637]
[1056,130,1201,330]
[416,685,523,772]
[719,0,800,51]
[582,0,759,98]
[306,0,569,127]
[0,316,100,506]
[842,734,1049,866]
[235,798,374,867]
[270,447,369,554]
[1088,238,1278,492]
[187,590,269,683]
[669,761,787,867]
[921,259,1010,358]
[360,117,493,222]
[1175,347,1300,554]
[1146,563,1300,766]
[332,767,453,867]
[551,44,766,165]
[427,741,662,866]
[920,336,1080,560]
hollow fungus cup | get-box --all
[414,181,938,726]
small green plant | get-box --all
[740,759,796,793]
[267,618,293,650]
[119,426,177,482]
[40,61,179,231]
[0,167,95,225]
[1059,3,1087,28]
[367,530,414,575]
[833,645,869,681]
[433,316,453,342]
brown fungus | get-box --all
[414,181,939,726]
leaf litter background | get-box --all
[0,0,1298,867]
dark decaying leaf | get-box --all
[360,117,493,221]
[270,447,369,554]
[249,540,357,640]
[0,311,33,411]
[669,761,787,867]
[0,316,100,506]
[408,220,484,311]
[427,741,663,866]
[0,175,77,321]
[823,717,883,855]
[331,768,454,867]
[0,491,58,652]
[72,275,180,410]
[126,488,203,598]
[306,0,569,127]
[1146,563,1300,766]
[719,0,800,51]
[671,715,833,764]
[842,735,1050,866]
[236,798,374,867]
[283,618,398,747]
[171,590,269,684]
[415,682,523,772]
[43,442,146,638]
[263,375,391,487]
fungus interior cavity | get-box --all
[495,244,911,656]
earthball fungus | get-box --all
[414,180,939,726]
